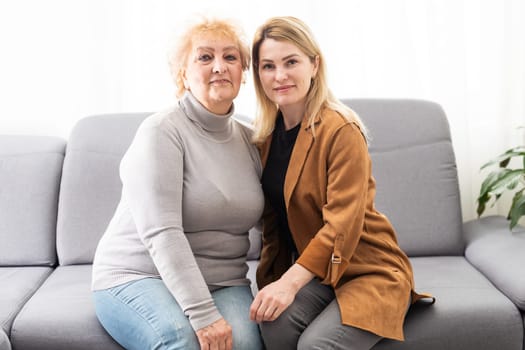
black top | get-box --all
[261,114,301,258]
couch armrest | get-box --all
[463,215,525,310]
[0,329,11,350]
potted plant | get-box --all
[477,144,525,229]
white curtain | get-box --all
[1,0,524,221]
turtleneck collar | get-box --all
[179,91,234,133]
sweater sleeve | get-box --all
[120,122,222,331]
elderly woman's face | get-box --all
[182,34,244,115]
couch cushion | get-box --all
[246,260,259,296]
[56,114,148,265]
[0,136,65,266]
[343,99,464,256]
[10,265,123,350]
[523,311,525,350]
[0,267,52,334]
[463,215,525,310]
[247,223,262,260]
[0,329,10,350]
[373,256,523,350]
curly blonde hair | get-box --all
[168,15,251,98]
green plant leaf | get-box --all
[486,170,524,197]
[478,169,511,200]
[477,169,525,216]
[481,147,525,170]
[509,191,525,229]
[477,127,525,228]
[500,157,511,168]
[509,188,525,212]
[477,192,489,216]
[506,175,521,190]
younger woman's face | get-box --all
[257,38,318,111]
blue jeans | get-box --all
[93,278,263,350]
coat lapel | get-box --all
[260,112,322,210]
[284,120,315,210]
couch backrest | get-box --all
[56,99,464,265]
[56,114,148,265]
[343,99,464,256]
[0,135,65,266]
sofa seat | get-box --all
[464,216,525,310]
[0,267,52,337]
[0,329,10,350]
[10,265,122,350]
[375,256,523,349]
[0,135,65,350]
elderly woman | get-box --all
[91,16,264,350]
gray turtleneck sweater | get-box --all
[92,92,264,331]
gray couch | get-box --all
[1,99,523,350]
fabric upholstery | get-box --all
[10,265,123,350]
[374,256,523,350]
[4,101,524,349]
[56,114,148,265]
[0,329,11,350]
[464,215,525,310]
[246,260,259,296]
[0,267,52,334]
[342,99,464,256]
[247,222,262,260]
[0,136,65,266]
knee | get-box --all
[231,321,263,350]
[233,335,263,350]
[156,320,199,350]
[260,319,299,349]
[131,320,199,350]
[297,331,318,350]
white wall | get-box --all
[1,0,524,221]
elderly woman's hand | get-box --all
[195,318,232,350]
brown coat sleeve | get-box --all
[295,123,370,287]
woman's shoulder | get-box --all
[232,115,256,141]
[319,108,363,136]
[135,105,191,139]
[125,106,189,155]
[139,105,181,129]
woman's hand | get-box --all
[249,263,315,322]
[249,278,296,322]
[195,318,232,350]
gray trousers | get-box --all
[259,279,382,350]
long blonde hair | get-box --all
[251,16,368,144]
[168,15,251,98]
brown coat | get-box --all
[257,108,429,341]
